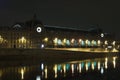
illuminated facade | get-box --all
[0,16,116,49]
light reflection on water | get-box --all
[0,56,118,80]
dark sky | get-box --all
[0,0,120,39]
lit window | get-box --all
[81,40,85,46]
[104,40,108,45]
[54,38,58,44]
[66,40,70,45]
[58,39,62,45]
[97,40,101,46]
[71,38,75,43]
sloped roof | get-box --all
[44,25,104,35]
[44,25,89,33]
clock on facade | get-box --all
[36,27,42,33]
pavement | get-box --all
[46,48,119,53]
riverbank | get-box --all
[0,48,119,64]
[0,48,118,55]
[46,48,119,53]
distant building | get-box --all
[0,15,116,48]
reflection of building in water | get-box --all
[0,56,118,79]
[0,15,118,49]
[52,57,118,77]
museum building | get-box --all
[0,16,115,48]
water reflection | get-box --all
[101,66,104,74]
[97,61,100,70]
[0,56,118,80]
[36,76,41,80]
[20,68,25,79]
[44,66,47,79]
[113,57,117,68]
[53,64,57,78]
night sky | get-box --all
[0,0,120,39]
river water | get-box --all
[0,55,120,80]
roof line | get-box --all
[44,25,88,31]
